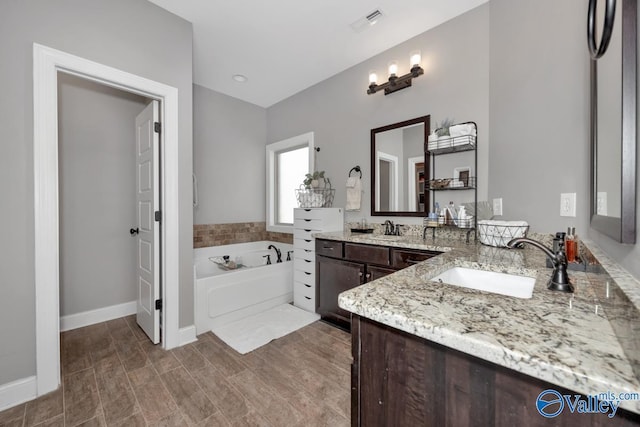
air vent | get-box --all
[350,8,384,33]
[366,9,383,24]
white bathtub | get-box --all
[194,241,294,335]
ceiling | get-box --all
[148,0,488,108]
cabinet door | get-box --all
[367,265,397,282]
[316,255,364,328]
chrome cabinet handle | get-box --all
[322,246,334,250]
[406,258,420,264]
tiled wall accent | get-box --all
[194,222,293,248]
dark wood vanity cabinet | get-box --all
[351,315,640,427]
[315,239,440,330]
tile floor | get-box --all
[0,315,351,426]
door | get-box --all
[316,255,364,329]
[135,100,160,343]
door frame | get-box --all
[33,43,180,396]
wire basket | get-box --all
[295,187,335,208]
[477,220,529,247]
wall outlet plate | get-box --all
[492,198,503,216]
[560,193,576,217]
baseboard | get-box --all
[0,376,37,411]
[60,301,137,332]
[178,325,197,346]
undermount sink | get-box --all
[369,235,402,240]
[431,267,535,299]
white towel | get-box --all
[346,177,362,211]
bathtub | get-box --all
[194,241,294,335]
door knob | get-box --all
[130,227,139,235]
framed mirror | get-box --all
[589,0,637,243]
[371,115,430,217]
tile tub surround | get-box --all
[194,222,292,248]
[318,231,640,415]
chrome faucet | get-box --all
[506,237,574,293]
[384,220,394,235]
[268,244,282,263]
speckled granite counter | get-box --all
[318,231,640,415]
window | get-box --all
[266,132,314,232]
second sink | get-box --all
[431,267,535,299]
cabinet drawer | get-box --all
[294,208,328,220]
[390,249,441,269]
[294,237,315,252]
[294,268,315,285]
[344,243,390,266]
[294,257,314,272]
[293,227,317,241]
[293,292,316,313]
[315,239,343,257]
[293,218,323,231]
[294,280,315,298]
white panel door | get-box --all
[135,100,160,343]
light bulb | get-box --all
[369,71,378,85]
[388,61,398,77]
[410,50,421,68]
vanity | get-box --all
[314,231,640,425]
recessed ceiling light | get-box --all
[232,74,248,83]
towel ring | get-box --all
[348,166,362,178]
[587,0,616,59]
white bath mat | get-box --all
[211,304,320,354]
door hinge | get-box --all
[155,211,162,222]
[155,299,162,310]
[154,122,161,133]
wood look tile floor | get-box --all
[0,315,351,427]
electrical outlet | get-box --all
[597,192,608,215]
[492,198,503,216]
[560,193,576,217]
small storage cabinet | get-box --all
[292,208,343,313]
[316,239,441,330]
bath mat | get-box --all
[211,304,320,354]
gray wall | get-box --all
[58,74,147,317]
[0,0,193,385]
[193,84,268,225]
[267,5,490,226]
[265,0,639,280]
[489,0,639,279]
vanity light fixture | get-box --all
[367,50,424,95]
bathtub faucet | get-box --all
[268,244,282,263]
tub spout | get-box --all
[507,237,573,293]
[268,244,282,263]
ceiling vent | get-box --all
[350,9,384,33]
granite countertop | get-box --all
[318,231,640,415]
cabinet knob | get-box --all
[358,272,363,277]
[365,273,371,279]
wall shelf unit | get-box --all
[425,122,478,241]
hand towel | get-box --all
[346,177,362,211]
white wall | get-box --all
[193,84,267,224]
[58,73,147,316]
[0,0,193,386]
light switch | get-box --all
[492,198,503,216]
[560,193,576,217]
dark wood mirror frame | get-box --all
[371,115,430,217]
[590,0,637,243]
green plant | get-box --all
[303,171,325,188]
[435,118,455,137]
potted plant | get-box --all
[303,171,330,189]
[435,118,455,138]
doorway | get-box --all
[34,43,181,397]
